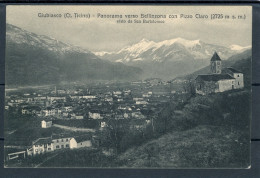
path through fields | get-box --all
[53,124,95,132]
[34,153,59,168]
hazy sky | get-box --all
[7,5,252,52]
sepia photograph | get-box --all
[4,5,252,168]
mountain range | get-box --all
[95,38,251,80]
[5,23,251,86]
[95,38,250,63]
[5,24,142,87]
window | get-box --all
[61,145,64,148]
[61,139,63,142]
[66,139,68,141]
[56,145,59,149]
[35,145,38,147]
[57,140,59,143]
[48,148,51,151]
[66,144,69,148]
[81,143,83,145]
[237,74,239,77]
[238,82,240,85]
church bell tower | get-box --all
[210,52,222,74]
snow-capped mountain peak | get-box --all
[95,37,251,64]
[139,38,152,43]
[117,38,156,55]
[6,23,90,55]
[157,37,201,48]
[229,44,251,51]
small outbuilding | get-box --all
[41,120,52,128]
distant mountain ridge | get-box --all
[94,37,250,63]
[94,38,251,80]
[5,24,142,87]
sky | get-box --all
[7,5,252,52]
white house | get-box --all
[71,136,92,149]
[41,120,52,128]
[82,95,96,99]
[31,137,53,155]
[136,101,148,105]
[89,112,102,119]
[69,138,78,149]
[42,108,56,116]
[52,137,71,150]
[100,121,107,128]
[75,115,84,119]
[113,91,122,95]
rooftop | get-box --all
[211,52,221,61]
[74,135,92,143]
[223,67,242,74]
[196,74,234,82]
[33,137,52,145]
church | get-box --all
[195,52,244,95]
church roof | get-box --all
[223,67,242,73]
[196,74,234,82]
[211,52,221,61]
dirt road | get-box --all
[53,124,95,132]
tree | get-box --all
[101,119,129,154]
[182,76,196,98]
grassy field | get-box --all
[115,124,250,168]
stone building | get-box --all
[195,52,244,95]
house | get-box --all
[22,108,31,115]
[31,137,53,155]
[195,52,244,95]
[105,97,113,102]
[29,135,91,156]
[136,101,148,105]
[222,67,244,89]
[113,91,122,95]
[41,120,52,128]
[52,136,71,150]
[133,98,143,101]
[75,115,84,119]
[100,121,107,128]
[70,135,92,149]
[82,95,96,99]
[89,111,102,119]
[42,108,56,116]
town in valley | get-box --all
[4,52,250,168]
